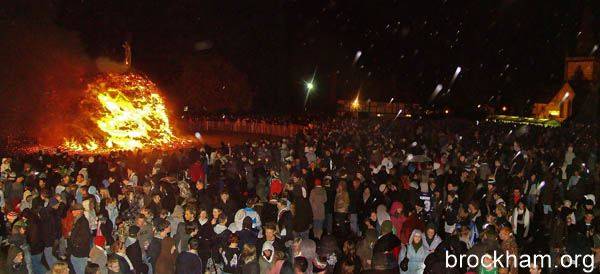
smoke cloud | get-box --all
[0,4,94,146]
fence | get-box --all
[188,119,305,137]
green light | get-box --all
[306,82,314,92]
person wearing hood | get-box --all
[398,229,428,274]
[258,223,285,254]
[399,206,425,245]
[260,241,276,273]
[376,204,391,229]
[6,245,27,274]
[389,201,406,239]
[309,178,327,239]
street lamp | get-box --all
[306,81,315,92]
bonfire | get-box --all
[63,73,178,152]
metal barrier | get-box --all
[188,119,305,137]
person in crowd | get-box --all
[239,244,260,274]
[310,178,327,239]
[154,219,177,274]
[69,203,92,274]
[399,229,429,274]
[124,226,148,274]
[89,236,108,274]
[175,237,203,274]
[0,116,598,274]
[50,261,71,274]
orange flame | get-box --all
[63,73,177,152]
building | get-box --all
[337,99,420,118]
[532,4,599,124]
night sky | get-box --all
[3,0,600,115]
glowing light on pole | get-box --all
[304,69,317,109]
[351,94,360,110]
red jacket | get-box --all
[188,162,205,183]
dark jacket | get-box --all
[40,206,61,247]
[26,215,44,255]
[126,240,148,274]
[147,237,162,271]
[175,251,203,274]
[236,228,258,249]
[68,215,92,258]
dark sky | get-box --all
[6,0,600,114]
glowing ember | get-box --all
[63,73,177,152]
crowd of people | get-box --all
[0,117,598,274]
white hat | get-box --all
[584,194,596,205]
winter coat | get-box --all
[423,234,442,254]
[399,214,424,244]
[26,215,44,255]
[69,215,92,258]
[175,251,203,274]
[188,162,205,183]
[89,245,108,274]
[356,229,377,270]
[125,240,148,274]
[293,197,313,233]
[155,237,177,274]
[5,246,27,274]
[398,231,429,274]
[389,202,406,237]
[40,206,61,247]
[309,186,327,220]
[221,246,241,273]
[334,191,350,214]
[146,237,161,271]
[259,242,275,273]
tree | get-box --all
[176,54,253,113]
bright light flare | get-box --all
[351,95,360,110]
[353,50,362,64]
[306,81,315,92]
[429,84,443,102]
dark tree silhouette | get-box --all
[176,54,253,113]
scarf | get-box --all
[511,208,530,237]
[412,241,423,252]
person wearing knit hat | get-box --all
[89,235,108,274]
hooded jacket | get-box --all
[259,241,275,273]
[389,202,406,236]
